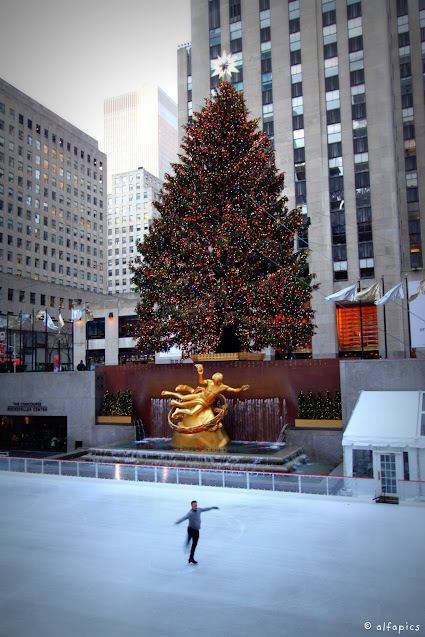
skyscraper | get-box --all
[177,0,425,359]
[104,83,178,192]
[107,167,162,295]
[0,77,107,296]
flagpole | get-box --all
[32,309,35,372]
[19,310,22,370]
[382,276,387,359]
[357,281,364,359]
[405,276,412,354]
[45,307,48,371]
[6,312,10,371]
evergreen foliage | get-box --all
[100,391,114,416]
[100,390,134,417]
[315,391,324,419]
[131,81,316,355]
[297,389,341,420]
[333,390,342,419]
[305,389,316,419]
[297,390,306,419]
[323,389,334,419]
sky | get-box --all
[0,0,191,150]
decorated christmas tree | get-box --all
[131,71,316,355]
[297,390,307,419]
[315,391,325,420]
[333,390,342,419]
[323,389,334,419]
[305,390,316,420]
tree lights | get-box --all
[131,81,317,356]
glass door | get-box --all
[379,453,397,495]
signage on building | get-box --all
[7,402,48,413]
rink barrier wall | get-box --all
[0,455,382,499]
[1,456,424,500]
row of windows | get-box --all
[0,101,103,169]
[3,288,102,311]
[1,254,102,280]
[397,2,423,270]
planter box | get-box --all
[294,419,342,429]
[238,352,266,361]
[96,416,133,424]
[191,352,266,362]
[191,353,239,362]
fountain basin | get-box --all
[77,439,309,473]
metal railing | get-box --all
[0,456,378,498]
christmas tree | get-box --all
[315,391,325,420]
[131,78,316,355]
[323,389,334,419]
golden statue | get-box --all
[161,364,249,448]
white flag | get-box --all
[408,280,425,303]
[36,310,59,330]
[46,313,58,330]
[323,284,357,303]
[375,282,404,306]
[58,313,65,331]
[354,281,381,302]
[8,316,19,328]
[8,313,31,328]
[71,309,85,321]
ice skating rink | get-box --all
[0,472,424,637]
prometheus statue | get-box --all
[161,364,249,448]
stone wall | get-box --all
[98,358,341,439]
[286,430,343,465]
[340,360,425,425]
[0,371,96,451]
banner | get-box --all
[354,281,381,302]
[71,309,85,322]
[323,284,357,303]
[375,282,404,306]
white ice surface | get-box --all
[0,472,424,637]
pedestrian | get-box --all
[175,500,219,564]
[77,359,86,371]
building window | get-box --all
[336,304,379,356]
[86,317,105,340]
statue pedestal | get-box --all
[171,427,231,449]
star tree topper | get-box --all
[211,50,240,81]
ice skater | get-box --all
[175,500,219,564]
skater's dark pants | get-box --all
[187,527,199,559]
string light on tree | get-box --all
[130,71,317,357]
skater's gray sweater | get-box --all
[175,507,218,530]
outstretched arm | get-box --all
[175,513,189,525]
[194,364,208,386]
[226,384,250,393]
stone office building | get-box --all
[177,0,425,359]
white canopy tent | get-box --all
[343,391,425,499]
